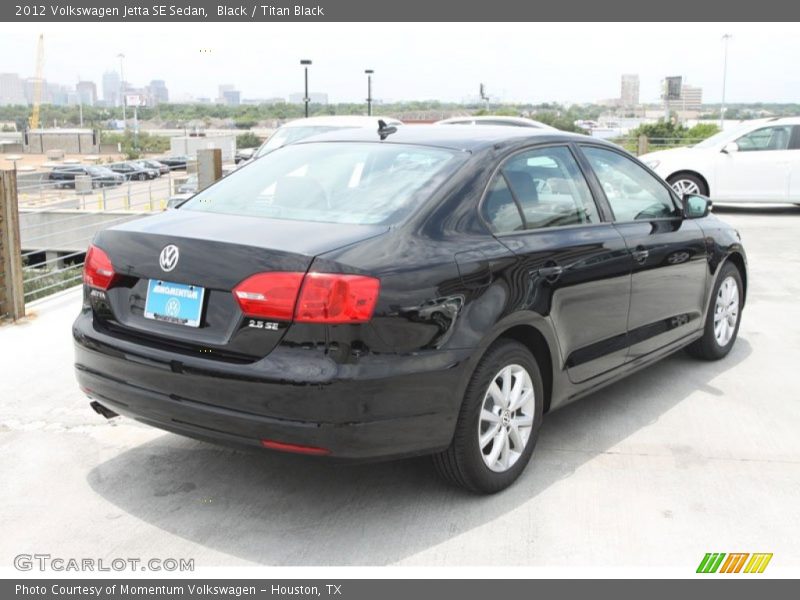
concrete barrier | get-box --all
[20,209,148,254]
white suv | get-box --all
[640,117,800,204]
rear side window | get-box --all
[482,145,599,233]
[582,146,678,221]
[183,142,465,225]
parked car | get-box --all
[135,159,170,175]
[48,165,124,189]
[155,155,190,170]
[176,174,198,194]
[75,126,747,493]
[640,117,800,204]
[235,147,256,163]
[435,116,556,129]
[108,161,159,181]
[250,115,404,161]
[166,193,193,209]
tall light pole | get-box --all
[117,53,127,128]
[300,59,312,118]
[364,69,374,116]
[720,34,732,129]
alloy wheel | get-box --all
[671,178,700,195]
[477,364,535,473]
[714,276,739,346]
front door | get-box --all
[581,145,708,360]
[714,124,793,201]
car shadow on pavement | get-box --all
[87,339,751,566]
[712,204,800,216]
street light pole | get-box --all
[365,69,374,116]
[117,52,127,129]
[720,34,732,130]
[300,59,312,118]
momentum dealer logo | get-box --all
[696,552,773,574]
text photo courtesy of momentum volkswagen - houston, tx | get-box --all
[0,1,799,594]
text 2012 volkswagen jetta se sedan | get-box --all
[74,125,747,493]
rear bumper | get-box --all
[73,310,473,460]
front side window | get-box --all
[183,142,465,225]
[735,126,792,152]
[582,146,678,221]
[482,145,599,233]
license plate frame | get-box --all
[144,279,205,328]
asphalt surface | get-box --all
[1,205,799,568]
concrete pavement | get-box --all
[1,205,799,568]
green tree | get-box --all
[236,132,262,148]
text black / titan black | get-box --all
[73,126,747,493]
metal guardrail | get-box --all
[0,159,214,319]
[612,137,706,156]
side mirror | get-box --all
[682,194,712,219]
[722,142,739,154]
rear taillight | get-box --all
[83,244,117,290]
[295,273,380,324]
[233,272,305,321]
[232,271,380,324]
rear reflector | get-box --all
[83,244,117,290]
[233,271,379,324]
[260,439,331,456]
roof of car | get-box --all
[295,124,600,152]
[435,116,556,130]
[279,115,404,128]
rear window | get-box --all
[183,142,465,225]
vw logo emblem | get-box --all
[165,298,181,318]
[159,245,179,272]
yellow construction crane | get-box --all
[28,34,44,130]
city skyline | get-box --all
[0,22,798,105]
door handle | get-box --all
[631,247,649,263]
[536,265,564,280]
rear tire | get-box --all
[433,340,544,494]
[686,262,743,360]
[667,173,708,197]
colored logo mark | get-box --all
[696,552,773,573]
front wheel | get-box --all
[668,173,708,197]
[686,262,743,360]
[433,340,544,494]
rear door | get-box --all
[481,144,632,383]
[580,145,708,361]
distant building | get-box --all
[24,77,48,105]
[620,74,640,107]
[102,70,121,106]
[665,83,703,114]
[148,79,169,104]
[0,73,26,106]
[288,92,329,105]
[217,84,240,105]
[222,90,241,106]
[76,81,97,106]
[45,82,70,106]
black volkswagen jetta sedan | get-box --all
[74,126,747,493]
